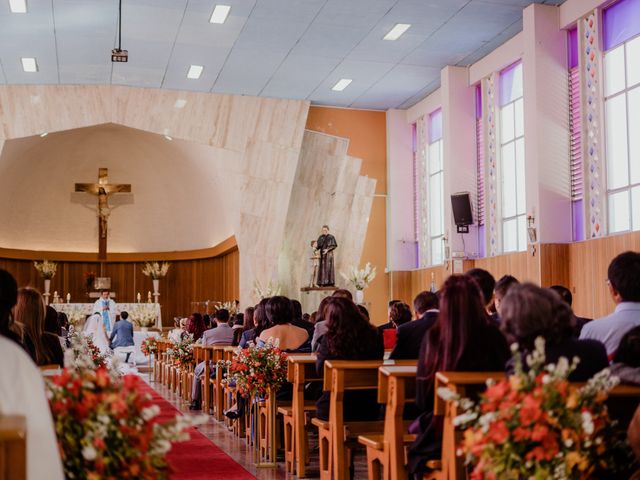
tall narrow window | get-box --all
[475,84,486,257]
[411,122,420,267]
[428,109,444,265]
[499,62,526,252]
[568,27,585,241]
[603,0,640,233]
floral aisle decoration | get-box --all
[446,338,632,479]
[141,336,158,357]
[253,280,282,301]
[141,261,171,279]
[167,334,194,368]
[67,332,108,369]
[47,340,205,480]
[227,340,288,399]
[34,260,57,279]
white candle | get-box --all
[66,293,71,304]
[137,292,141,303]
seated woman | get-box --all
[13,288,64,367]
[0,269,23,347]
[609,326,640,384]
[259,296,310,352]
[315,297,384,422]
[186,313,206,342]
[383,301,412,350]
[408,275,510,477]
[234,306,254,346]
[501,283,609,381]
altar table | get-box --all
[51,303,162,328]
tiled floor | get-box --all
[146,372,370,479]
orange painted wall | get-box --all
[305,106,389,324]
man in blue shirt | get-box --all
[580,251,640,359]
[110,311,135,362]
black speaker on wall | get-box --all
[451,192,473,233]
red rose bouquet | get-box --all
[229,340,288,398]
[67,332,107,369]
[167,334,194,368]
[141,336,158,357]
[447,338,630,479]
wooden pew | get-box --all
[359,364,418,480]
[312,359,417,480]
[0,415,26,480]
[212,345,231,420]
[277,353,319,476]
[201,346,215,413]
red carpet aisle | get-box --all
[137,380,256,480]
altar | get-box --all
[51,303,163,329]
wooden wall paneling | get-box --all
[390,272,413,306]
[473,251,540,284]
[538,244,570,287]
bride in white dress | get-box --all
[83,313,111,354]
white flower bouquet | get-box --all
[34,260,57,279]
[129,304,158,328]
[216,300,238,316]
[253,280,282,300]
[340,262,377,290]
[141,261,170,279]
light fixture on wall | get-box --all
[9,0,27,13]
[527,213,537,256]
[210,4,230,24]
[111,0,128,62]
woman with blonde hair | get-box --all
[13,287,64,367]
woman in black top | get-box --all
[0,269,23,347]
[14,288,64,367]
[409,274,510,477]
[501,283,608,382]
[315,297,384,421]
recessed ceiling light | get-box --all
[21,57,37,72]
[9,0,27,13]
[210,5,230,24]
[187,65,203,79]
[331,79,352,92]
[384,23,411,41]
[174,99,188,109]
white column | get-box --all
[441,66,479,257]
[386,109,417,270]
[522,3,572,243]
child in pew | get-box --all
[407,274,510,479]
[315,297,384,422]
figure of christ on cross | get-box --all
[75,168,132,260]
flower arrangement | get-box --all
[141,337,158,357]
[253,280,281,301]
[216,300,238,316]
[66,332,108,369]
[167,334,194,368]
[34,260,57,279]
[142,261,171,279]
[47,366,202,479]
[228,340,288,398]
[340,262,377,290]
[130,304,158,328]
[448,338,629,479]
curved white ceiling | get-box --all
[0,123,233,252]
[0,0,565,110]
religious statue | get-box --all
[309,240,320,287]
[316,225,337,287]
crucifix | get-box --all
[75,168,132,261]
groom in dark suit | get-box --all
[389,291,439,360]
[110,311,135,361]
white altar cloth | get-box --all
[51,303,162,328]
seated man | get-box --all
[390,291,438,360]
[580,251,640,358]
[109,311,135,362]
[190,309,234,410]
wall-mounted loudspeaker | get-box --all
[451,192,473,234]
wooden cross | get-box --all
[75,168,131,260]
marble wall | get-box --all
[278,130,376,312]
[0,85,375,307]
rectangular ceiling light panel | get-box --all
[210,5,231,24]
[9,0,27,13]
[332,78,352,91]
[384,23,411,41]
[187,65,204,79]
[21,57,37,72]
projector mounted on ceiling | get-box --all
[111,0,128,63]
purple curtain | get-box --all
[603,0,640,50]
